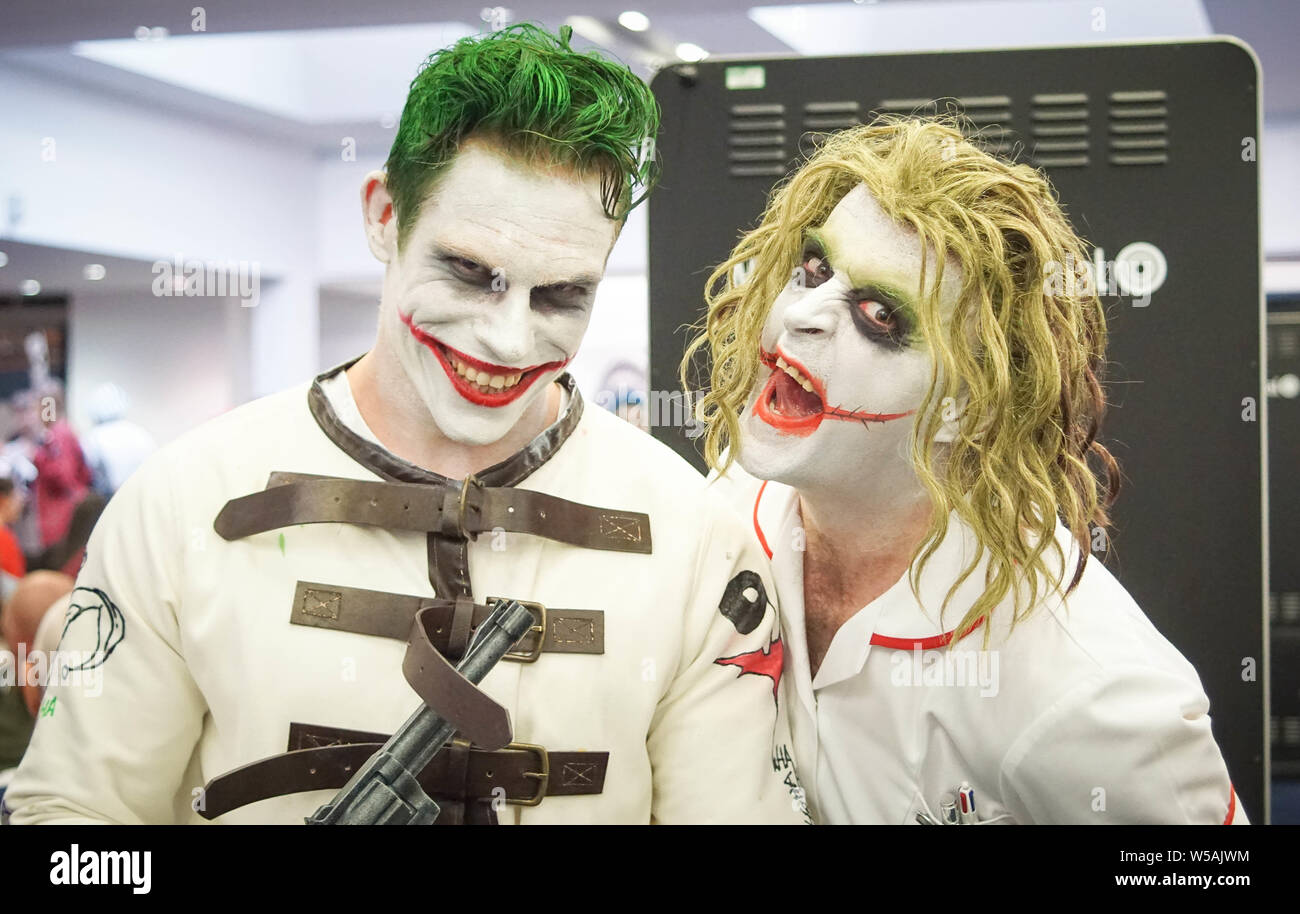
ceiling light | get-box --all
[0,252,8,268]
[84,263,106,281]
[675,42,708,62]
[19,279,40,296]
[618,11,650,32]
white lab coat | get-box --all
[4,366,807,824]
[714,465,1246,825]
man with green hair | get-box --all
[5,24,806,825]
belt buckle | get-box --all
[489,598,547,663]
[504,741,549,806]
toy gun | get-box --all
[306,599,535,825]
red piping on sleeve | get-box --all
[1223,784,1236,825]
[753,480,773,560]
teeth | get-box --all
[448,353,528,393]
[776,357,814,391]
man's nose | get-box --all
[474,287,536,366]
[781,283,840,337]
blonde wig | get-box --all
[683,115,1120,639]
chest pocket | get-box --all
[904,786,1018,825]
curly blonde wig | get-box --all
[682,115,1120,639]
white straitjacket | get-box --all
[4,365,807,824]
[713,463,1246,825]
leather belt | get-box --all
[196,726,609,822]
[402,601,513,749]
[213,471,651,555]
[290,582,604,660]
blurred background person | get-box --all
[23,382,92,553]
[0,570,75,791]
[80,382,156,498]
[3,394,42,560]
[30,491,107,577]
[0,474,27,579]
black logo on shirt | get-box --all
[718,570,769,635]
[59,587,126,670]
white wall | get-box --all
[0,62,320,399]
[315,153,387,285]
[318,288,378,370]
[1263,117,1300,258]
[68,289,251,447]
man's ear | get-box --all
[933,390,969,445]
[361,171,398,264]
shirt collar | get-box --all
[753,480,997,689]
[306,354,585,487]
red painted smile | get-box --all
[753,347,915,436]
[401,311,570,408]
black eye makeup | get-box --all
[847,286,913,349]
[531,282,592,313]
[795,230,916,349]
[440,253,496,287]
[435,246,592,312]
[798,238,835,290]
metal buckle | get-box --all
[504,742,549,806]
[456,474,484,539]
[489,598,547,663]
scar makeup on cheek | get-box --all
[753,346,916,437]
[399,310,572,408]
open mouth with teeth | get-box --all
[401,311,570,408]
[753,347,917,436]
[754,348,827,436]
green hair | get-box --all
[684,115,1121,642]
[385,22,660,246]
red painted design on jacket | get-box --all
[716,637,784,700]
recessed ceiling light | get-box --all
[618,11,650,32]
[84,264,107,281]
[0,252,8,268]
[19,279,40,296]
[675,42,708,62]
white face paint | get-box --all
[378,139,616,446]
[738,184,964,502]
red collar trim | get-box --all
[754,480,987,652]
[753,479,774,560]
[868,615,986,651]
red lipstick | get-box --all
[401,311,570,408]
[753,346,915,435]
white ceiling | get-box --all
[1,0,1296,295]
[1,0,1296,127]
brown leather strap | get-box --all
[402,605,512,750]
[213,472,652,555]
[196,737,608,820]
[303,365,588,620]
[289,581,604,659]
